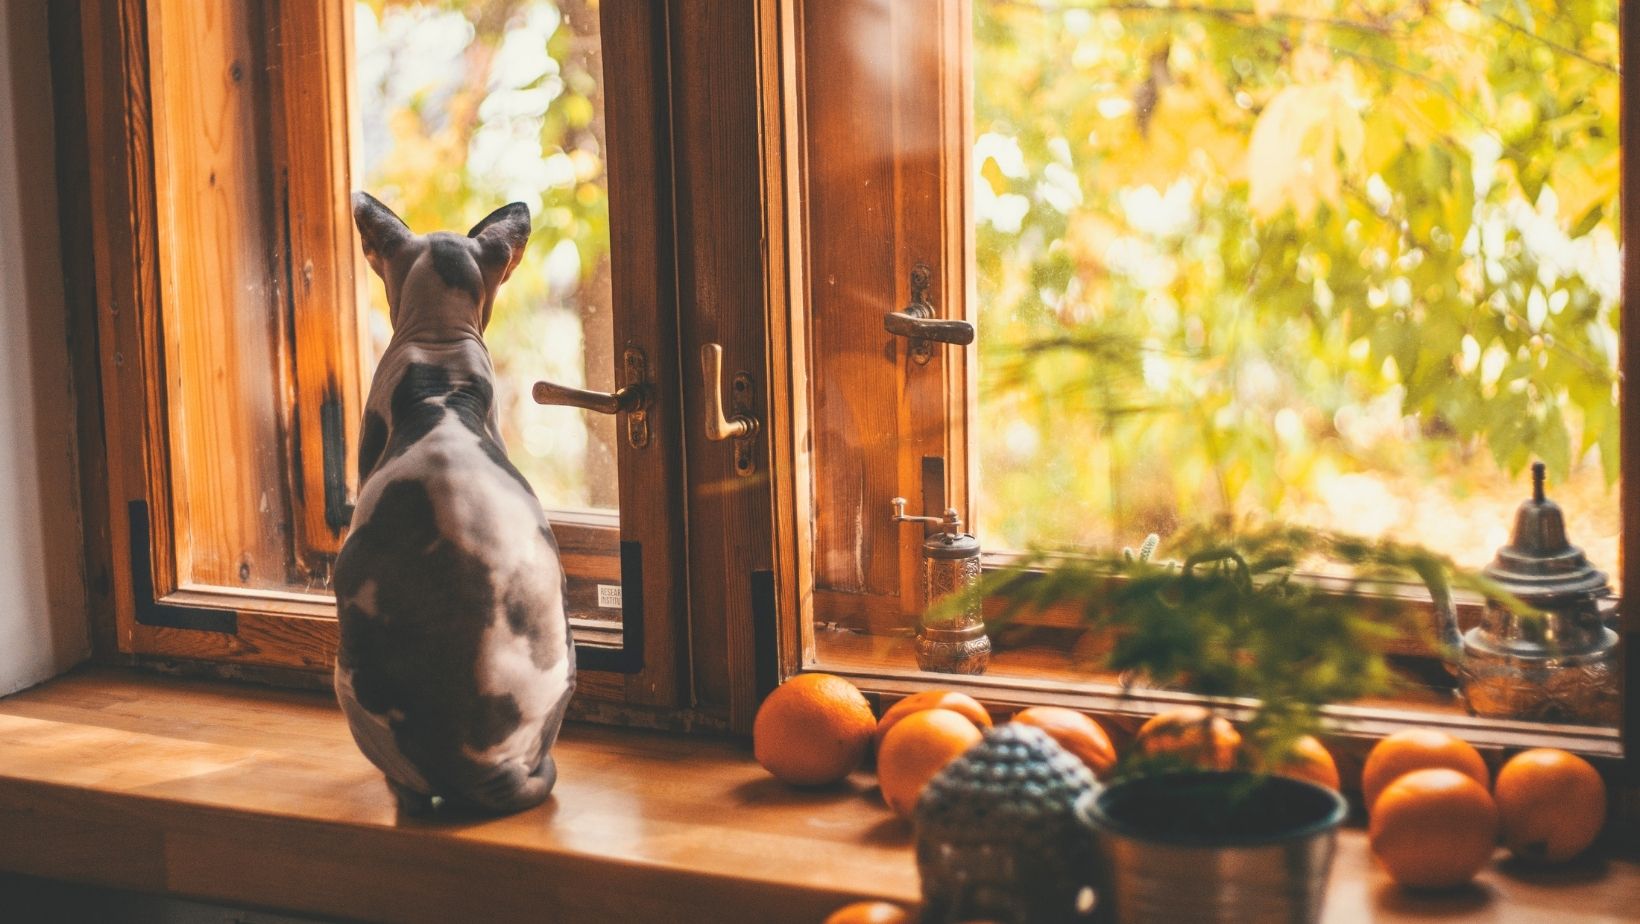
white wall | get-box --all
[0,0,89,695]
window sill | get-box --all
[0,669,1634,923]
[0,669,912,922]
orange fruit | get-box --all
[822,901,911,924]
[1369,767,1498,889]
[1270,735,1340,791]
[876,708,984,817]
[753,673,876,786]
[1011,706,1117,777]
[1494,748,1606,863]
[1361,729,1488,812]
[1135,707,1241,771]
[874,690,992,752]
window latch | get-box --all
[883,262,974,364]
[533,345,651,449]
[701,342,761,476]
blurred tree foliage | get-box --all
[975,0,1621,553]
[355,0,615,509]
[352,0,1622,554]
[942,520,1526,765]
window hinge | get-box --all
[127,500,238,634]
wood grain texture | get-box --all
[669,0,779,729]
[49,0,120,661]
[80,0,166,657]
[550,515,629,628]
[129,611,334,673]
[799,0,973,633]
[601,0,690,709]
[1,670,1635,923]
[887,0,972,621]
[800,0,901,617]
[0,670,914,923]
[267,0,365,583]
[757,0,816,679]
[147,0,293,592]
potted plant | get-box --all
[939,521,1518,923]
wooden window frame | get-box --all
[786,0,974,638]
[64,0,717,721]
[759,0,1640,780]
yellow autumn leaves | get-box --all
[1247,79,1364,222]
[1246,49,1365,223]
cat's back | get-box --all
[333,349,573,799]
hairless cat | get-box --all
[334,193,575,816]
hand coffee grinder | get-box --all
[1449,462,1621,725]
[891,497,990,675]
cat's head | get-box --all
[352,192,531,339]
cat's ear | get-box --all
[467,202,531,284]
[352,192,412,277]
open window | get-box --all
[774,0,1634,765]
[79,0,687,709]
[347,0,689,692]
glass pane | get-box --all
[353,1,625,625]
[973,0,1621,587]
[354,0,617,514]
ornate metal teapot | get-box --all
[1437,463,1620,725]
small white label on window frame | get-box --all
[596,584,623,610]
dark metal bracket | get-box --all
[751,569,779,702]
[575,540,645,674]
[730,370,758,477]
[127,500,237,633]
[320,389,356,530]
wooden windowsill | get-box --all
[0,669,1635,923]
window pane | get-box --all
[973,0,1621,585]
[354,0,617,514]
[149,1,295,591]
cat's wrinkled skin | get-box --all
[334,192,574,816]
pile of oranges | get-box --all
[751,673,1127,816]
[1364,729,1607,889]
[751,674,1332,815]
[753,674,1609,915]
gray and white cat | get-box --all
[334,192,575,816]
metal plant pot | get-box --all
[1076,772,1348,924]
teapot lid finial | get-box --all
[1482,462,1608,601]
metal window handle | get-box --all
[701,343,760,440]
[531,381,643,415]
[700,343,760,475]
[884,263,974,363]
[883,311,976,346]
[533,346,651,448]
